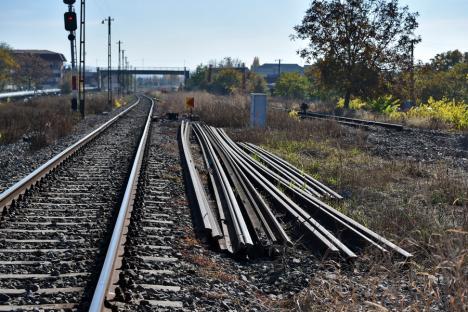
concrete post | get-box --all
[250,93,267,128]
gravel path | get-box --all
[0,102,134,194]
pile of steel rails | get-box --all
[180,121,411,259]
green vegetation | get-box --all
[211,68,243,95]
[186,57,268,96]
[405,98,468,129]
[0,43,18,90]
[274,72,310,99]
[293,0,419,108]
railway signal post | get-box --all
[102,17,114,110]
[63,0,78,112]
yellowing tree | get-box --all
[0,43,18,90]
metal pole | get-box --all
[121,50,125,94]
[410,40,416,106]
[67,4,78,112]
[117,40,122,97]
[78,0,86,118]
[125,57,129,94]
[101,17,113,109]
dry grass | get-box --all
[0,93,131,149]
[163,91,467,311]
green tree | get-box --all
[416,62,468,103]
[247,72,267,93]
[275,72,310,99]
[0,43,18,90]
[211,68,242,95]
[430,50,464,71]
[293,0,419,108]
[251,56,260,70]
[186,64,209,90]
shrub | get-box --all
[210,69,243,95]
[275,72,310,99]
[366,95,400,114]
[406,97,468,129]
[336,97,366,110]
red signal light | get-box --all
[64,12,77,31]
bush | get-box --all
[275,72,310,99]
[366,95,401,114]
[336,97,366,110]
[211,69,243,95]
[406,97,468,129]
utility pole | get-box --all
[275,59,282,77]
[117,40,122,97]
[121,50,125,94]
[410,40,416,106]
[78,0,86,118]
[125,56,129,94]
[102,17,113,110]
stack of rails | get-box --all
[180,121,411,259]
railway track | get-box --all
[0,95,153,311]
[93,122,190,311]
[180,121,411,259]
[300,111,404,130]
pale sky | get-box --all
[0,1,467,69]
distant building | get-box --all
[252,63,305,84]
[12,50,67,88]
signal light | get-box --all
[63,0,76,4]
[64,12,77,31]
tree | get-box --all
[13,53,51,89]
[293,0,419,108]
[213,57,244,68]
[275,72,310,99]
[186,64,209,90]
[251,56,260,70]
[430,50,464,71]
[211,68,242,95]
[247,72,267,93]
[0,42,18,90]
[60,70,72,94]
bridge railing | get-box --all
[98,67,188,71]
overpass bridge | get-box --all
[98,67,189,79]
[97,67,190,89]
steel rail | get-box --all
[88,94,153,312]
[240,143,324,198]
[192,126,231,252]
[241,142,343,199]
[180,121,221,238]
[221,129,411,257]
[301,111,404,130]
[193,123,253,249]
[201,124,273,246]
[192,123,291,251]
[0,96,141,211]
[213,127,356,257]
[228,132,411,257]
[202,125,290,246]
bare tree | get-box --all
[13,53,51,89]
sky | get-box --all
[0,0,467,70]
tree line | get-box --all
[189,0,467,114]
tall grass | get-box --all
[0,93,122,149]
